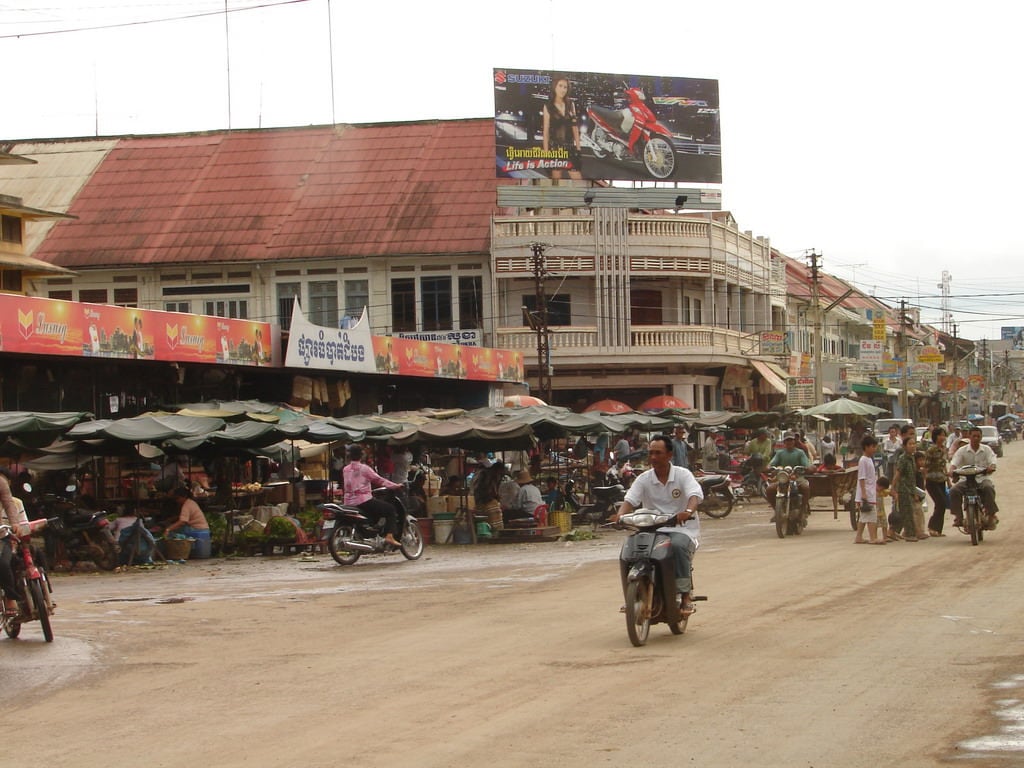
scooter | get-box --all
[319,487,424,565]
[36,483,119,571]
[583,84,677,179]
[614,509,706,647]
[1,522,56,642]
[772,466,808,538]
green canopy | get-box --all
[0,411,93,451]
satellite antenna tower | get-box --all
[938,270,953,334]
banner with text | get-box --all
[0,293,273,366]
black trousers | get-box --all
[358,497,399,537]
[0,538,21,600]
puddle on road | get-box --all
[955,673,1024,758]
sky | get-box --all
[3,0,1023,342]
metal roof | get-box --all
[13,122,511,269]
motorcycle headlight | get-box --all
[621,511,674,528]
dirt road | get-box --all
[5,443,1024,767]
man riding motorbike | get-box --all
[0,468,48,615]
[764,432,811,512]
[342,445,404,548]
[948,426,998,527]
[610,434,703,617]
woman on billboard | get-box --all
[542,75,582,180]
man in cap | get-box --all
[764,432,811,511]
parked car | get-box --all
[979,425,1004,457]
[873,418,913,436]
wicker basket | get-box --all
[550,511,573,534]
[160,537,194,560]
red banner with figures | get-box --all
[0,294,272,366]
[370,331,523,383]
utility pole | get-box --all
[951,322,959,422]
[807,250,823,406]
[979,337,989,419]
[899,298,910,417]
[529,242,552,403]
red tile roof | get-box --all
[34,120,509,269]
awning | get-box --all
[851,382,888,396]
[750,360,787,394]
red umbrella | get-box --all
[503,395,547,407]
[638,395,692,412]
[584,399,633,414]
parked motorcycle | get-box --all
[36,484,118,571]
[732,456,770,502]
[614,509,706,647]
[583,85,677,179]
[953,465,996,546]
[320,487,424,565]
[772,466,808,538]
[695,474,735,519]
[574,483,626,528]
[1,522,56,642]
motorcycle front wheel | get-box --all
[966,501,979,546]
[642,135,676,179]
[625,579,652,647]
[328,525,362,565]
[400,519,424,561]
[29,579,53,642]
[775,497,788,538]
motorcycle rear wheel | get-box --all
[400,519,424,561]
[775,497,788,538]
[1,589,20,639]
[328,525,362,565]
[642,135,676,179]
[29,579,53,642]
[966,501,979,546]
[625,579,651,647]
[89,538,119,571]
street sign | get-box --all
[787,376,816,407]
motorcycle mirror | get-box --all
[21,482,32,493]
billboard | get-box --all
[1001,327,1024,350]
[0,293,274,366]
[493,68,721,183]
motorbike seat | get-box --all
[592,484,624,494]
[590,105,631,135]
[698,475,729,490]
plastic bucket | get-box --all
[417,517,433,545]
[433,518,455,544]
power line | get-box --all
[0,0,309,39]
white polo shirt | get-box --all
[624,464,704,544]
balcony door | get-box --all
[630,289,662,325]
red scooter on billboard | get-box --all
[583,85,677,179]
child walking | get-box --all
[855,435,885,544]
[876,476,891,541]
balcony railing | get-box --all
[495,324,757,360]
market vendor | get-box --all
[508,469,543,521]
[164,487,211,546]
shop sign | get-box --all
[859,340,884,366]
[759,331,786,356]
[787,376,816,407]
[285,303,524,383]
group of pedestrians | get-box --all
[854,423,999,544]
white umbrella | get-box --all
[798,398,888,417]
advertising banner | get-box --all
[759,331,786,356]
[493,68,721,183]
[285,303,524,383]
[0,293,272,366]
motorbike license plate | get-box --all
[322,520,335,530]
